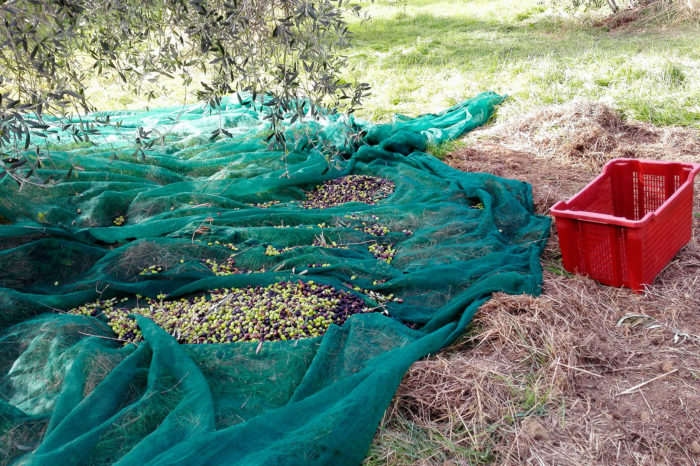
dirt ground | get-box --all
[375,101,700,465]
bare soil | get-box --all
[375,101,700,465]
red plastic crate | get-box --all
[550,158,700,291]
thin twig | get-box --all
[617,369,678,396]
[557,361,602,378]
[77,331,134,344]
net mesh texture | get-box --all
[0,92,550,465]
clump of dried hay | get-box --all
[467,100,700,170]
[599,0,700,30]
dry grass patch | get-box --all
[371,245,700,464]
[597,0,700,31]
[466,100,700,171]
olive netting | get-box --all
[0,92,550,465]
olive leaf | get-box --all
[1,0,368,185]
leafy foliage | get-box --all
[0,0,368,186]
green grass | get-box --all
[426,138,467,160]
[84,1,700,129]
[345,0,700,127]
[364,413,496,465]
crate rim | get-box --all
[550,158,700,228]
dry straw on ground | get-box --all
[597,0,700,30]
[466,100,700,171]
[368,100,700,465]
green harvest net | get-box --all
[0,92,550,465]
